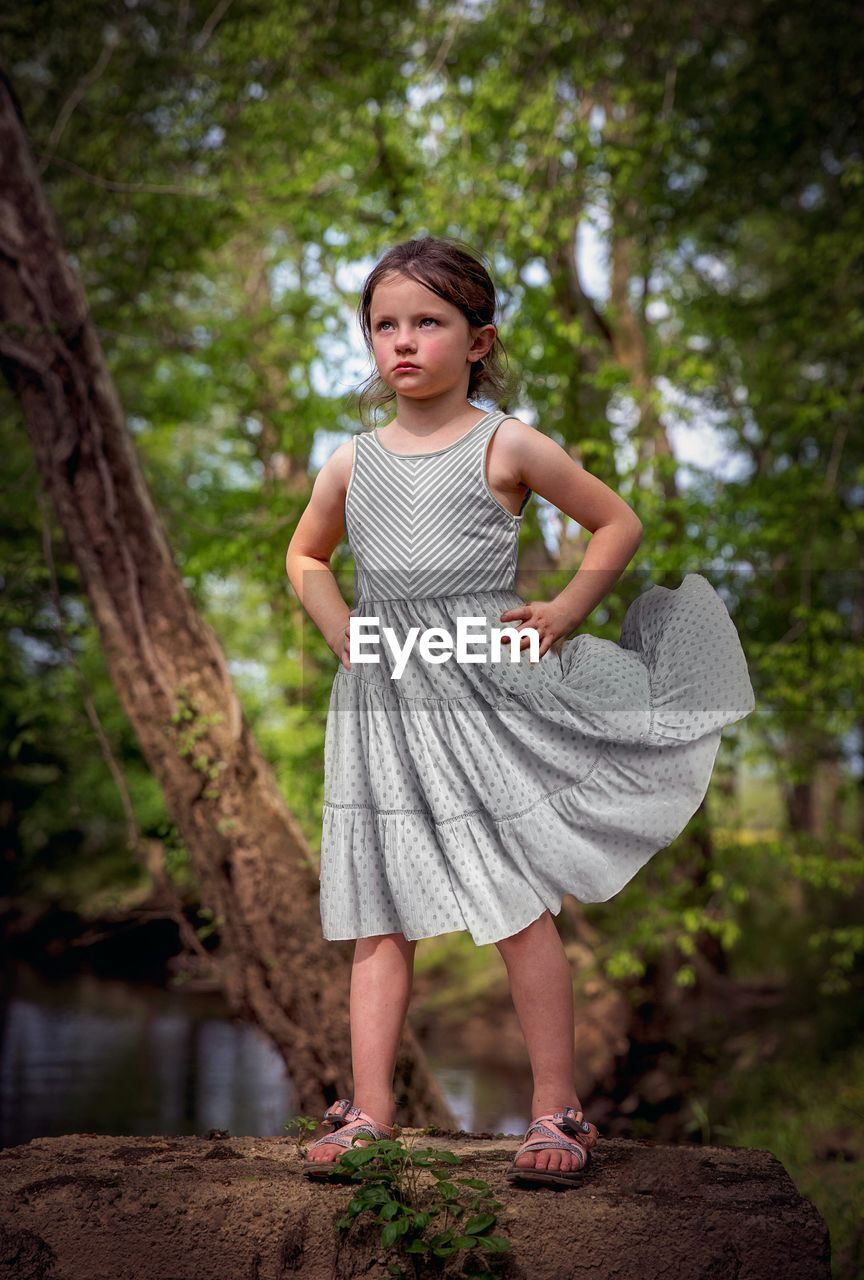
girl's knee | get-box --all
[494,910,553,949]
[355,931,417,949]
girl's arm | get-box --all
[494,418,644,649]
[285,440,355,656]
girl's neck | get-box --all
[387,395,484,442]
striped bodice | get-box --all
[345,409,532,603]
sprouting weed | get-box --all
[307,1125,512,1279]
[283,1112,320,1156]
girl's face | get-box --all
[369,272,494,400]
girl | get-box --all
[286,235,755,1188]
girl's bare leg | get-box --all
[495,909,585,1172]
[307,932,417,1163]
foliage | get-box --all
[285,1116,511,1279]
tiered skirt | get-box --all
[319,573,755,946]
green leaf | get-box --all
[432,1244,457,1259]
[476,1236,513,1252]
[381,1220,405,1247]
[463,1213,496,1234]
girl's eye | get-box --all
[375,318,439,331]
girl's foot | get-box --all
[507,1102,599,1187]
[513,1135,583,1172]
[303,1099,399,1175]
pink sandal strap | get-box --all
[307,1098,399,1154]
[512,1106,597,1169]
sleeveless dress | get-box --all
[319,409,756,946]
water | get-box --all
[431,1061,534,1136]
[0,960,531,1149]
[0,961,293,1149]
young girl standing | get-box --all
[286,235,755,1188]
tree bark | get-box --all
[0,68,452,1128]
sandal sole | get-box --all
[505,1162,590,1188]
[303,1136,394,1181]
[506,1113,598,1188]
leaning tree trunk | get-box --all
[0,68,452,1129]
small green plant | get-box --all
[194,904,225,941]
[284,1112,320,1153]
[335,1136,511,1278]
[169,685,227,798]
[284,1115,512,1278]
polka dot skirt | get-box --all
[319,575,756,946]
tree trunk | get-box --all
[0,68,452,1128]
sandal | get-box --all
[505,1105,599,1188]
[302,1098,402,1181]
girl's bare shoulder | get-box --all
[494,416,642,530]
[491,415,545,478]
[310,436,355,502]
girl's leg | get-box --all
[307,931,417,1163]
[495,909,585,1172]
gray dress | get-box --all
[319,409,756,946]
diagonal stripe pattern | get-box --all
[346,410,532,602]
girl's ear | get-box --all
[472,322,497,356]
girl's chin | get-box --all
[385,380,426,394]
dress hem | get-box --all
[319,732,724,946]
[321,894,565,947]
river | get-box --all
[0,958,529,1148]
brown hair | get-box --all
[353,235,520,427]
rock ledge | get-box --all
[0,1129,830,1279]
